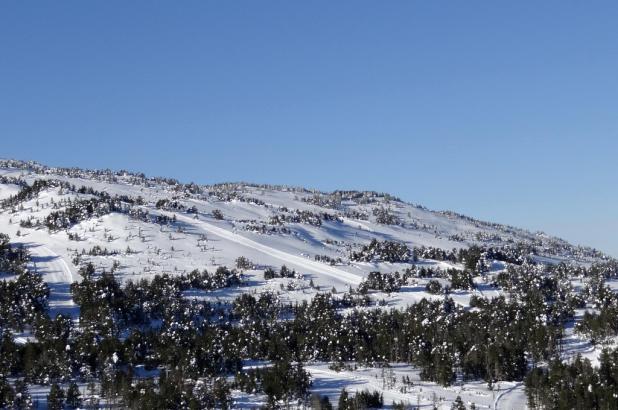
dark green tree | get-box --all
[47,384,65,410]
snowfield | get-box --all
[0,160,614,409]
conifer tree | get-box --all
[451,395,466,410]
[66,382,82,409]
[47,384,65,410]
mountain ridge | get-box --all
[0,158,610,263]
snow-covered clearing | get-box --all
[306,363,527,409]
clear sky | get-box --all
[1,1,617,256]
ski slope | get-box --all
[174,212,363,285]
[29,244,79,320]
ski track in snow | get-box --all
[175,213,364,285]
[29,244,79,320]
[493,382,524,410]
[306,366,413,403]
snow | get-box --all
[306,363,527,409]
[173,212,363,285]
[0,162,609,409]
[29,244,80,320]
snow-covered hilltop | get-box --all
[0,159,607,286]
[1,159,616,409]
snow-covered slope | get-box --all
[0,159,614,409]
[0,159,607,291]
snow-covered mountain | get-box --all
[0,159,615,409]
[0,159,607,281]
[0,159,608,308]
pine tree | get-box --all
[338,388,350,410]
[47,384,65,410]
[13,379,33,409]
[310,393,333,409]
[65,382,81,409]
[451,395,466,410]
[0,377,15,408]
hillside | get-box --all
[0,159,616,409]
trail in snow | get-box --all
[175,213,363,285]
[493,382,524,410]
[29,244,80,320]
[306,366,416,404]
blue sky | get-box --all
[1,1,617,256]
